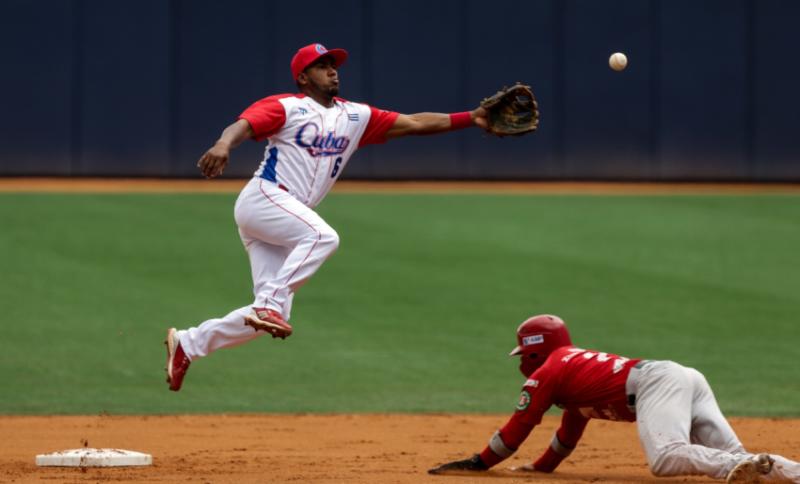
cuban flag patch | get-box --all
[347,113,359,122]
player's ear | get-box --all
[296,72,308,87]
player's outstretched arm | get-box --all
[385,107,489,139]
[429,415,536,476]
[197,119,254,179]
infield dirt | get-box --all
[2,414,798,483]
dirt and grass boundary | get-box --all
[1,177,799,194]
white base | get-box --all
[36,448,152,467]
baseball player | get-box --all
[429,315,800,483]
[164,43,491,391]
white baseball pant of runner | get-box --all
[177,178,339,360]
[628,360,800,481]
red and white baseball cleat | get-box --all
[726,453,774,484]
[244,308,293,339]
[164,328,191,392]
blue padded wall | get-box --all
[1,0,798,181]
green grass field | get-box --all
[1,192,798,416]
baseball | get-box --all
[609,52,628,71]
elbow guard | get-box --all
[488,430,517,459]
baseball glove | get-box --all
[428,454,488,475]
[480,82,540,136]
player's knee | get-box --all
[688,367,714,394]
[691,368,709,385]
[318,226,340,254]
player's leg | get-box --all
[238,179,339,314]
[767,455,800,482]
[176,305,259,359]
[176,234,291,359]
[688,368,800,482]
[172,177,320,359]
[282,292,295,321]
[164,180,301,391]
[687,368,746,454]
[164,303,254,391]
[633,361,744,479]
[247,237,293,317]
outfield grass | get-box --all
[0,192,798,415]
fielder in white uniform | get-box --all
[165,43,491,391]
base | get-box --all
[35,448,152,467]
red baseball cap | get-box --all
[290,43,348,80]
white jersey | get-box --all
[239,94,398,208]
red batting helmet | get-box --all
[510,314,572,376]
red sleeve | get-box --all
[238,95,289,142]
[556,409,590,446]
[477,365,557,468]
[532,410,589,472]
[514,362,558,427]
[358,106,399,147]
[478,412,535,467]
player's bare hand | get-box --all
[509,463,537,472]
[428,454,488,475]
[471,106,489,131]
[197,142,230,179]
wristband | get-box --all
[449,111,473,130]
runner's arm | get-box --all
[530,410,589,472]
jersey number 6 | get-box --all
[330,157,343,178]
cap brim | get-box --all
[327,48,348,68]
[509,346,523,356]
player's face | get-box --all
[304,56,339,97]
[519,354,541,377]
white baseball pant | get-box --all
[629,360,800,481]
[177,178,339,360]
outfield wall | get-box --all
[2,0,799,180]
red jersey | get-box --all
[480,346,641,468]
